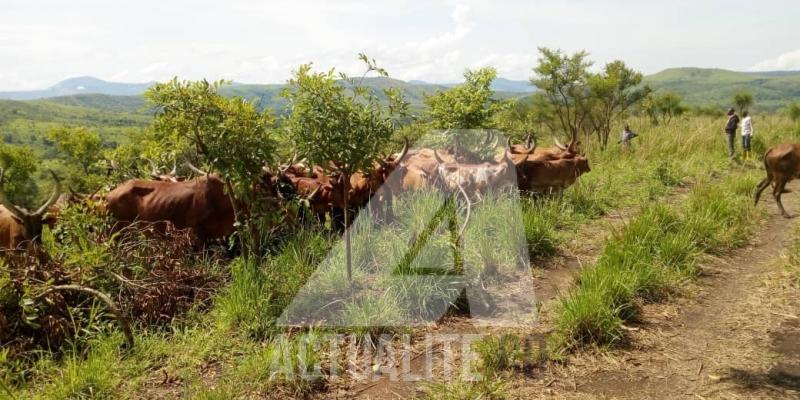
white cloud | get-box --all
[140,62,168,74]
[1,0,799,90]
[751,49,800,71]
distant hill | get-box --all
[644,68,800,110]
[5,76,527,115]
[0,76,153,101]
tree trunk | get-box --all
[342,173,352,289]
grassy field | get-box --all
[2,114,799,399]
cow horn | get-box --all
[506,137,519,155]
[397,138,409,162]
[525,134,533,149]
[169,160,177,176]
[145,158,160,178]
[525,135,537,154]
[0,168,28,221]
[33,170,61,217]
[553,136,567,151]
[433,149,445,164]
[185,161,208,176]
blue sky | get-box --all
[1,0,798,90]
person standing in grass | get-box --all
[724,107,740,159]
[619,124,638,150]
[740,111,753,160]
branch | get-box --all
[36,285,134,348]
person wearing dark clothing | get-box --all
[724,108,740,159]
[619,125,638,150]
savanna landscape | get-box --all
[2,2,800,399]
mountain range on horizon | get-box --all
[2,67,800,112]
[0,76,537,101]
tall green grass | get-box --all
[551,175,760,352]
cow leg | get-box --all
[773,178,790,218]
[331,207,345,231]
[754,176,772,205]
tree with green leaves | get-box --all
[785,102,800,122]
[532,47,593,143]
[425,67,502,130]
[585,60,650,149]
[282,54,408,285]
[47,126,106,192]
[146,78,276,189]
[146,78,278,256]
[48,127,102,175]
[0,144,39,205]
[733,91,754,114]
[641,91,686,125]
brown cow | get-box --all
[105,173,235,242]
[0,170,61,250]
[515,156,591,194]
[755,143,800,218]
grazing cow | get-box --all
[755,143,800,218]
[515,156,591,194]
[281,141,409,226]
[432,148,516,196]
[0,170,61,250]
[105,173,235,242]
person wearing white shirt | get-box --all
[741,111,753,160]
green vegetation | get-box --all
[3,48,800,399]
[645,68,800,111]
[551,173,762,352]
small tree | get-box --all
[425,67,505,159]
[786,102,800,122]
[0,144,38,205]
[48,126,105,192]
[641,92,686,125]
[282,55,408,285]
[48,127,103,175]
[733,91,754,114]
[426,67,502,130]
[532,47,593,143]
[146,79,277,256]
[146,79,276,187]
[586,61,650,149]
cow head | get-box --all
[374,139,409,190]
[0,169,62,243]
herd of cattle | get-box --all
[0,134,591,250]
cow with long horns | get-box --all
[0,169,62,250]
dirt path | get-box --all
[513,194,800,399]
